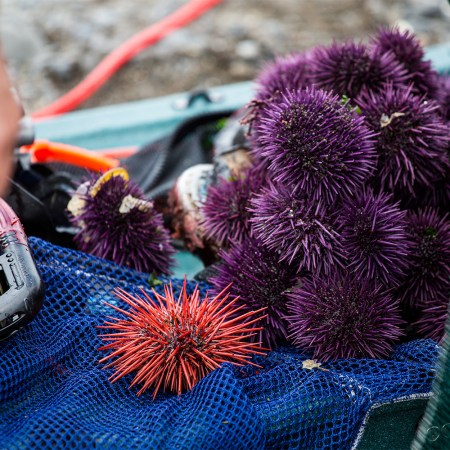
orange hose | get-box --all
[32,0,223,119]
[22,140,120,172]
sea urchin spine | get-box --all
[98,280,267,398]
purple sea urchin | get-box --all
[412,163,450,213]
[371,27,440,99]
[414,296,449,343]
[243,54,311,141]
[255,87,377,203]
[311,40,407,98]
[339,189,410,287]
[356,84,450,195]
[286,271,404,361]
[399,208,450,307]
[438,75,450,120]
[255,53,311,101]
[426,176,450,213]
[99,280,266,397]
[69,169,175,275]
[250,182,344,274]
[210,236,300,347]
[200,167,265,247]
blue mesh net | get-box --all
[0,238,439,449]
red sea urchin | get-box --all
[98,280,266,398]
[356,84,450,196]
[286,271,404,361]
[254,87,377,203]
[210,236,300,347]
[339,188,410,287]
[69,169,175,275]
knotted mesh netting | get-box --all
[0,238,439,449]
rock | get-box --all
[235,40,260,60]
[0,14,44,68]
[90,8,120,31]
[44,55,81,83]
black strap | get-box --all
[124,110,234,200]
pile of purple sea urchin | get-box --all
[202,27,450,357]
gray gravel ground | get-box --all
[2,0,450,113]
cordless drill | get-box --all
[0,197,44,341]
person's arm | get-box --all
[0,57,21,196]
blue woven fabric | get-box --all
[0,238,439,449]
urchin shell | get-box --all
[370,26,440,99]
[255,87,377,203]
[286,270,404,361]
[255,53,312,101]
[339,188,410,287]
[250,182,344,274]
[70,171,175,275]
[98,281,266,397]
[311,40,407,98]
[399,208,450,307]
[200,167,266,247]
[210,236,300,348]
[168,163,215,254]
[356,84,450,195]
